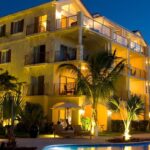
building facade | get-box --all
[0,0,149,130]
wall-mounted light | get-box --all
[85,24,90,29]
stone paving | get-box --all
[1,133,150,150]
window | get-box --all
[0,25,6,37]
[33,45,46,64]
[11,19,24,34]
[34,15,47,33]
[0,49,11,64]
[30,76,45,95]
[59,44,76,61]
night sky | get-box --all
[0,0,149,44]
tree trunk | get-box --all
[92,97,98,136]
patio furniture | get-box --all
[73,125,92,139]
[53,125,74,138]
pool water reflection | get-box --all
[43,144,150,150]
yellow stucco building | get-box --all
[0,0,149,130]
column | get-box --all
[77,12,84,60]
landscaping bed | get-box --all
[108,137,150,143]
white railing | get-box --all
[83,16,111,38]
[113,33,128,47]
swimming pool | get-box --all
[43,142,150,150]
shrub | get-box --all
[131,120,149,132]
[40,122,54,134]
[15,122,27,133]
[81,117,91,131]
[111,120,124,132]
[0,124,5,135]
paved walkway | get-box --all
[1,133,150,150]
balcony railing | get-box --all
[130,41,146,55]
[55,50,77,62]
[25,83,48,96]
[26,20,50,35]
[24,52,50,65]
[56,15,78,30]
[128,66,147,79]
[113,33,128,47]
[54,82,76,95]
[83,16,111,38]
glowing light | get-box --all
[3,119,11,127]
[85,24,90,29]
[149,112,150,118]
[107,110,112,116]
[124,130,131,141]
[91,120,95,135]
[124,146,132,150]
[80,109,85,116]
[81,65,87,70]
[56,10,62,19]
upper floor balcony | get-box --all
[24,51,50,66]
[25,83,48,96]
[54,82,76,96]
[55,14,147,56]
[26,20,51,35]
[55,49,77,62]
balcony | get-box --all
[55,14,147,56]
[128,66,147,79]
[26,20,50,35]
[56,15,78,30]
[26,83,48,96]
[83,16,111,38]
[55,49,77,62]
[113,33,128,47]
[24,52,50,66]
[130,41,146,55]
[54,82,76,95]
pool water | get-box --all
[43,143,150,150]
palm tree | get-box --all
[108,95,144,140]
[58,51,124,135]
[0,70,24,126]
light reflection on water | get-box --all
[44,144,150,150]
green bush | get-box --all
[111,120,124,132]
[81,117,91,131]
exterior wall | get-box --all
[0,0,149,130]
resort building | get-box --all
[0,0,149,130]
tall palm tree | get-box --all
[58,51,125,134]
[108,95,144,140]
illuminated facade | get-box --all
[0,0,149,130]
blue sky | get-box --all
[0,0,149,44]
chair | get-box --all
[73,125,92,139]
[53,125,74,138]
